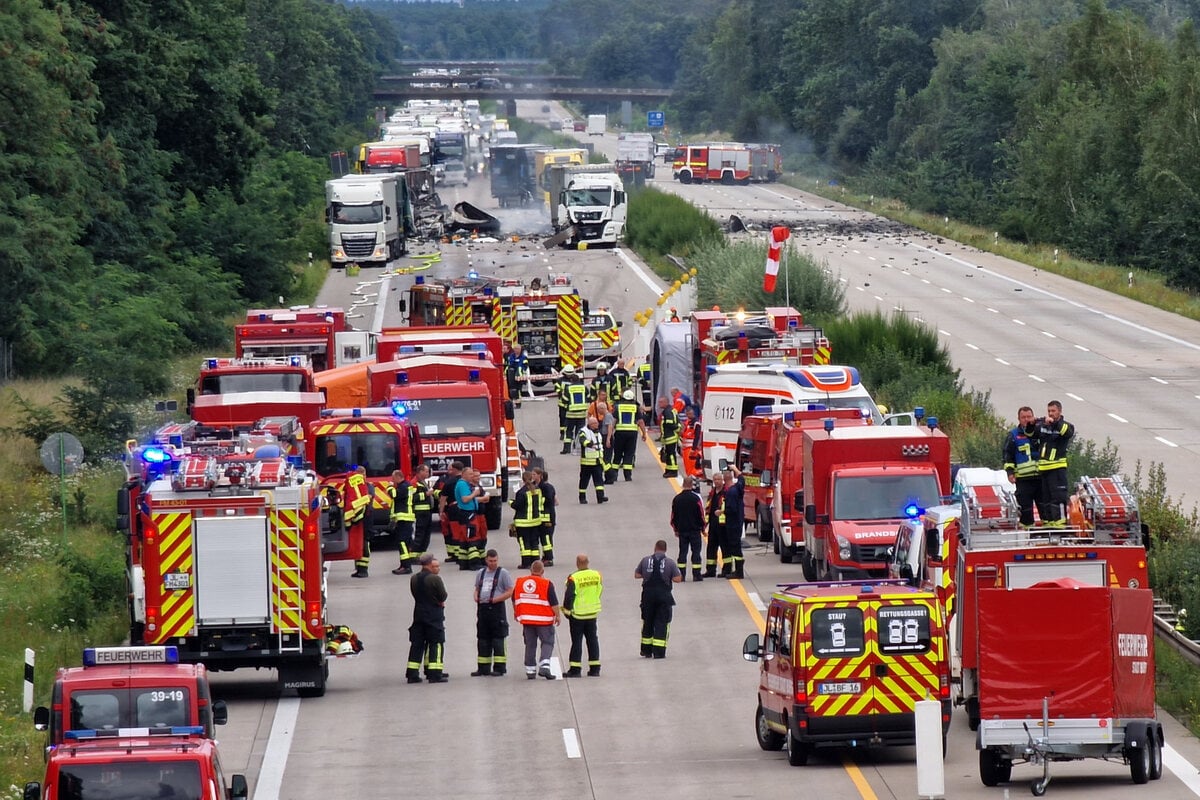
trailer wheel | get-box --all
[786,728,810,766]
[1031,780,1046,797]
[1129,739,1152,784]
[966,697,980,731]
[755,705,784,751]
[979,749,1009,787]
[1149,728,1163,780]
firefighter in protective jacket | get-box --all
[345,465,372,578]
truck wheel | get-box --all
[780,545,794,564]
[485,498,502,531]
[1129,739,1151,784]
[772,535,780,556]
[755,705,785,751]
[801,551,817,581]
[786,728,810,766]
[721,173,734,185]
[678,172,692,185]
[979,749,1006,787]
[1149,729,1163,779]
[967,697,980,732]
[295,661,328,699]
[757,508,773,543]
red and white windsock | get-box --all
[763,225,791,293]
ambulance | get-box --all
[742,581,952,766]
[699,364,882,477]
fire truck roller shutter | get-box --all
[712,324,776,349]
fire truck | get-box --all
[801,423,952,582]
[403,274,584,378]
[742,580,952,766]
[672,142,751,184]
[235,306,373,373]
[26,729,247,800]
[887,468,1150,736]
[306,408,425,545]
[33,646,226,750]
[119,430,344,697]
[187,357,326,433]
[373,354,520,529]
[747,143,783,182]
[733,408,871,551]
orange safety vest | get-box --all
[512,574,555,626]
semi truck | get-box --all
[325,173,408,268]
[616,132,656,181]
[801,423,952,581]
[545,164,627,248]
[489,143,548,207]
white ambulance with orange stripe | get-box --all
[699,364,882,478]
[120,437,344,697]
[742,581,952,765]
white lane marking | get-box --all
[966,343,979,350]
[868,255,876,261]
[1152,377,1169,385]
[1042,331,1056,338]
[748,591,766,611]
[839,277,848,283]
[1012,318,1026,326]
[921,279,931,284]
[987,307,998,313]
[614,247,665,295]
[1111,360,1127,368]
[1029,375,1045,383]
[909,241,1200,352]
[1158,436,1180,448]
[939,329,951,337]
[1075,344,1090,351]
[563,728,582,759]
[996,358,1010,366]
[963,296,975,303]
[855,286,865,292]
[940,287,952,293]
[874,295,884,302]
[1067,393,1085,402]
[1109,413,1128,423]
[1163,743,1200,795]
[256,697,300,800]
[894,306,905,312]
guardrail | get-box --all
[1154,612,1200,668]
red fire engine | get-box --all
[235,306,372,373]
[672,143,751,184]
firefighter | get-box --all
[657,397,680,478]
[505,343,529,408]
[345,465,372,578]
[680,406,702,477]
[562,367,588,454]
[556,364,577,453]
[562,553,603,677]
[577,416,608,504]
[671,475,706,581]
[635,539,682,658]
[721,465,747,579]
[511,470,544,569]
[588,362,616,402]
[609,359,632,400]
[1036,400,1075,528]
[455,467,488,570]
[637,357,653,409]
[534,467,558,566]
[407,554,449,683]
[410,464,434,560]
[436,462,464,564]
[611,389,645,481]
[472,549,514,677]
[704,476,726,578]
[1003,406,1043,527]
[389,469,417,575]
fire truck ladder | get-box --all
[271,492,306,654]
[1077,474,1140,539]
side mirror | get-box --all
[742,633,761,662]
[385,207,393,221]
[230,775,249,800]
[1142,523,1152,551]
[212,699,228,726]
[504,400,515,421]
[792,491,804,513]
[900,562,914,582]
[323,208,330,223]
[33,706,49,731]
[616,320,623,328]
[804,504,817,526]
[186,387,196,416]
[925,528,943,566]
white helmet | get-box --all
[622,390,635,401]
[561,364,576,375]
[595,362,609,372]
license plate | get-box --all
[817,681,861,695]
[164,573,191,590]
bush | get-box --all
[692,239,846,319]
[624,189,723,258]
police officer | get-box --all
[635,539,682,658]
[657,397,680,478]
[721,466,746,579]
[611,390,645,481]
[407,554,449,683]
[578,416,608,504]
[511,470,544,569]
[562,367,588,454]
[671,475,706,581]
[389,469,417,575]
[410,464,434,561]
[472,549,515,677]
[1003,406,1042,527]
[345,465,372,578]
[562,553,603,677]
[1037,400,1076,527]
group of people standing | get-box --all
[1003,400,1076,527]
[670,467,747,581]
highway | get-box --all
[201,106,1200,799]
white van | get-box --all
[699,364,882,475]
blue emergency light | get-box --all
[904,503,923,518]
[206,358,219,370]
[141,447,172,465]
[914,406,925,421]
[478,352,488,360]
[483,287,494,296]
[396,371,409,385]
[470,343,487,351]
[415,275,425,285]
[467,269,479,279]
[469,369,480,382]
[66,725,205,740]
[399,345,417,354]
[823,418,835,433]
[390,401,409,418]
[83,646,179,666]
[258,313,268,322]
[289,356,302,367]
[788,319,798,328]
[926,417,938,430]
[351,409,362,418]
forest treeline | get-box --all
[366,0,1200,291]
[0,0,396,398]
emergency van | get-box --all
[700,364,882,477]
[25,729,247,800]
[581,307,621,364]
[742,581,951,766]
[33,646,226,750]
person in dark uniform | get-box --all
[472,550,514,676]
[721,465,746,579]
[1037,400,1075,528]
[657,397,680,477]
[406,554,449,683]
[703,476,726,578]
[611,389,646,481]
[1003,406,1042,527]
[577,416,608,504]
[534,467,558,566]
[511,470,544,569]
[634,539,682,658]
[410,464,434,560]
[671,475,707,582]
[389,469,416,575]
[435,462,464,563]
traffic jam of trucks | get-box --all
[23,94,1177,798]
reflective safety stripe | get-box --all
[513,575,556,625]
